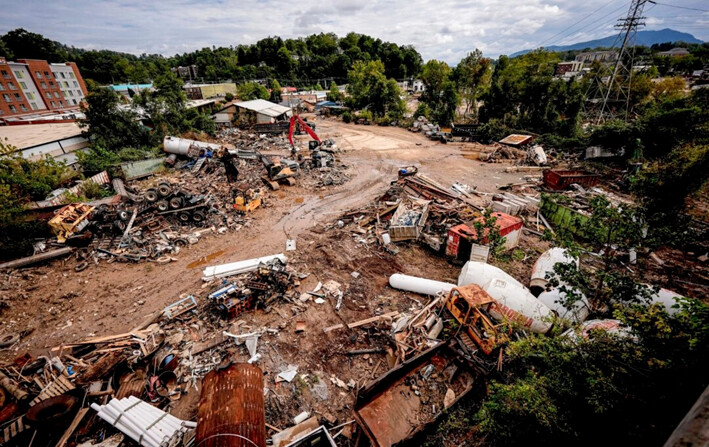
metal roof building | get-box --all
[0,122,88,166]
[233,99,292,123]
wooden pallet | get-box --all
[0,417,25,445]
[30,375,75,407]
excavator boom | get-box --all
[288,115,320,148]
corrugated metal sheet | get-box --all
[196,363,265,447]
[121,158,164,180]
[235,99,291,118]
[28,171,110,209]
[499,134,533,146]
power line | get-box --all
[536,0,618,48]
[649,1,709,12]
[539,3,631,49]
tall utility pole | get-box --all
[588,0,648,124]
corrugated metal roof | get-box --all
[234,99,291,117]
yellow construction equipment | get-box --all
[48,203,95,243]
[233,188,262,213]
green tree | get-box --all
[327,81,343,102]
[269,78,282,102]
[134,71,188,137]
[452,49,492,120]
[80,86,153,152]
[420,60,460,126]
[346,60,404,118]
[237,82,270,101]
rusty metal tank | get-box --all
[196,363,265,447]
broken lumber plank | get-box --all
[55,408,89,447]
[347,311,399,329]
[322,324,344,333]
[345,348,384,356]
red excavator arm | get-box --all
[288,115,320,148]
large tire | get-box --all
[157,182,172,197]
[192,211,205,223]
[178,212,191,223]
[118,210,130,221]
[113,220,127,232]
[0,333,19,348]
[169,196,183,209]
[157,200,169,212]
[145,189,159,203]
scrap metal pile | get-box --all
[0,255,300,446]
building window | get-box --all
[59,100,64,106]
[54,91,60,98]
[9,105,17,113]
[14,70,23,79]
[1,70,10,79]
[72,99,77,105]
[26,92,34,100]
[7,82,16,90]
[2,94,10,102]
[63,81,69,88]
[69,72,75,79]
[19,81,27,89]
[30,102,38,110]
[73,81,78,87]
[20,104,27,111]
[0,83,4,90]
[45,92,51,98]
[41,82,47,89]
[35,71,42,78]
[68,90,73,96]
[49,81,54,87]
[0,110,3,115]
[13,93,20,100]
[60,72,66,78]
[50,101,56,107]
[43,71,50,77]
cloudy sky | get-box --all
[1,0,706,63]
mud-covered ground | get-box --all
[0,117,704,445]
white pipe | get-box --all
[202,253,287,280]
[530,248,578,295]
[458,261,519,288]
[95,405,161,447]
[103,402,163,447]
[163,136,221,156]
[125,397,183,431]
[537,288,590,324]
[459,262,554,334]
[481,277,554,334]
[123,397,184,435]
[389,273,455,296]
[106,400,169,446]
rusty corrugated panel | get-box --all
[196,363,265,447]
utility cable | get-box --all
[649,1,709,12]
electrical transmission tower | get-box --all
[586,0,648,124]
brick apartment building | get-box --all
[0,57,88,119]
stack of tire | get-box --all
[144,181,206,224]
[92,205,132,233]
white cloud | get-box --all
[0,0,706,64]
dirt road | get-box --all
[0,118,527,366]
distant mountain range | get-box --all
[511,28,703,57]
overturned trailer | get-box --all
[354,342,475,447]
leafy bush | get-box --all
[77,145,120,173]
[342,111,352,123]
[588,120,638,155]
[358,110,373,121]
[414,102,430,120]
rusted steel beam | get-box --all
[196,363,266,447]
